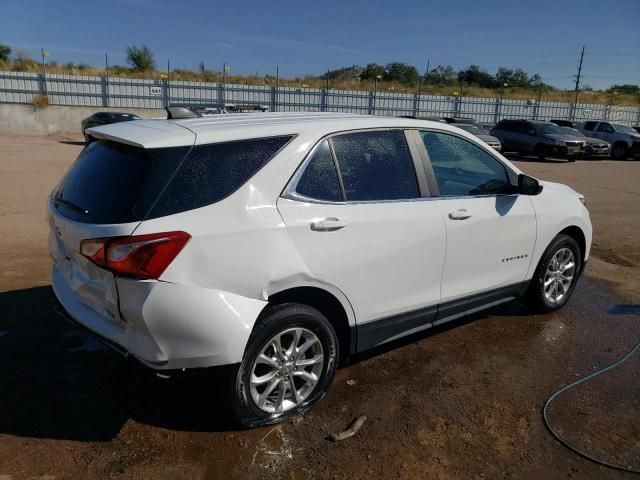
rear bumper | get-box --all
[52,265,267,369]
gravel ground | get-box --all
[0,135,638,479]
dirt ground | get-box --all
[1,135,639,479]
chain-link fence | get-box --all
[1,71,638,125]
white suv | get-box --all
[49,112,592,426]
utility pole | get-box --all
[573,46,585,107]
[326,68,330,91]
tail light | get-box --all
[80,231,191,279]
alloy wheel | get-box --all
[249,327,324,414]
[543,248,575,304]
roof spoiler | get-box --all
[166,106,201,120]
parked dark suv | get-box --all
[491,120,585,161]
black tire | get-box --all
[231,303,339,427]
[524,234,583,313]
[567,155,577,162]
[534,143,546,160]
[611,142,628,160]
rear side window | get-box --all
[330,130,419,201]
[53,141,188,224]
[583,121,597,131]
[294,140,343,202]
[149,135,293,218]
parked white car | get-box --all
[49,113,592,426]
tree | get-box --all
[0,44,10,62]
[457,65,496,88]
[126,45,155,71]
[360,63,385,81]
[608,84,640,95]
[424,65,457,85]
[384,62,419,85]
[494,67,513,86]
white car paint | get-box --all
[50,112,592,370]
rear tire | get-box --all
[534,143,546,160]
[524,234,582,313]
[231,303,339,427]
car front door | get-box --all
[592,122,614,143]
[277,130,446,349]
[416,130,537,307]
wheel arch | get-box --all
[267,286,355,363]
[558,225,586,268]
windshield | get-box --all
[612,124,638,135]
[536,123,567,135]
[562,127,586,138]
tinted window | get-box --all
[583,121,597,131]
[330,130,419,201]
[150,136,292,217]
[420,131,512,196]
[295,140,343,202]
[53,141,188,224]
[596,123,614,133]
[496,121,518,132]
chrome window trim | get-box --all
[282,127,429,205]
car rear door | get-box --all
[416,129,536,306]
[277,130,446,349]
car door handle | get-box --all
[448,209,472,220]
[310,217,347,232]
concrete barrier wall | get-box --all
[0,104,165,136]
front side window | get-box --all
[294,140,343,202]
[596,123,614,133]
[330,130,420,201]
[583,121,597,131]
[420,131,512,197]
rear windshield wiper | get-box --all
[54,197,90,215]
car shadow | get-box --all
[58,140,86,146]
[349,299,533,366]
[0,286,237,442]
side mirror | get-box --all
[518,174,543,195]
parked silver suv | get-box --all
[491,120,585,161]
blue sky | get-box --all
[1,0,638,89]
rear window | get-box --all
[53,135,292,224]
[53,141,188,224]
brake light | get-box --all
[80,231,191,279]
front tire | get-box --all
[611,142,628,160]
[232,303,339,427]
[525,234,582,313]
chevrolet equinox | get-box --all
[49,112,592,426]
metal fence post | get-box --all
[219,81,225,109]
[270,86,277,112]
[368,91,375,115]
[321,88,327,112]
[413,92,419,117]
[494,97,501,124]
[101,76,109,107]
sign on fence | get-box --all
[149,86,162,96]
